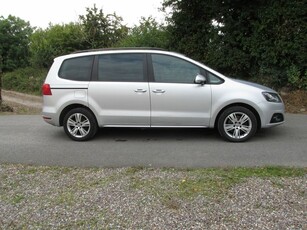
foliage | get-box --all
[0,103,13,112]
[79,4,128,49]
[1,2,306,92]
[163,0,215,62]
[163,0,307,89]
[0,15,33,71]
[30,5,129,68]
[30,23,86,68]
[116,17,170,49]
[2,67,47,95]
[287,65,307,90]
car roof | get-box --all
[71,47,166,54]
[55,47,185,61]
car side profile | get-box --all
[42,48,285,142]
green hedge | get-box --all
[2,67,48,95]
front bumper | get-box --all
[257,101,285,128]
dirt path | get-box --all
[2,90,42,109]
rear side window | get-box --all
[58,56,94,81]
[98,53,144,82]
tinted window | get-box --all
[98,54,144,82]
[207,72,224,84]
[59,56,93,81]
[152,54,200,83]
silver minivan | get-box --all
[42,48,285,142]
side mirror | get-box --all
[194,74,206,85]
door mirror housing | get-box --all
[194,74,206,85]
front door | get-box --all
[149,54,211,127]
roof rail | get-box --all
[71,47,166,54]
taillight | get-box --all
[42,83,52,95]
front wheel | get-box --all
[63,108,98,141]
[217,106,257,142]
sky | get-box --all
[0,0,166,28]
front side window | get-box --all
[59,56,93,81]
[98,54,144,82]
[207,72,224,84]
[151,54,200,83]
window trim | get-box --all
[57,52,225,85]
[146,53,154,82]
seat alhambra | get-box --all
[42,48,285,142]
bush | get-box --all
[2,67,48,95]
[287,65,307,90]
[116,17,169,49]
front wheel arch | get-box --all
[214,103,261,131]
[216,105,259,142]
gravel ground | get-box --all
[0,164,306,229]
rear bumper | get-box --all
[42,111,60,126]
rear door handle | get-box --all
[134,89,147,93]
[152,89,165,93]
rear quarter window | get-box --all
[58,56,94,81]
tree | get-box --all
[163,0,215,61]
[163,0,307,88]
[0,55,13,111]
[0,15,33,71]
[0,55,2,106]
[29,5,129,68]
[30,23,86,68]
[79,5,128,49]
[116,17,169,48]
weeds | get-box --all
[2,67,47,95]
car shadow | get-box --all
[95,127,221,142]
[252,126,286,141]
[50,126,285,143]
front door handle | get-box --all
[134,89,147,93]
[152,89,166,93]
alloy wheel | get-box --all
[223,112,252,140]
[66,113,91,139]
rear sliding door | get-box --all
[88,53,150,126]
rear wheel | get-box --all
[217,106,257,142]
[63,108,98,141]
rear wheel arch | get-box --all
[59,104,97,127]
[62,107,98,141]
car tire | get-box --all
[217,106,257,142]
[63,108,98,141]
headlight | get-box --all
[262,92,282,103]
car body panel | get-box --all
[149,82,211,126]
[88,82,150,127]
[42,48,285,141]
